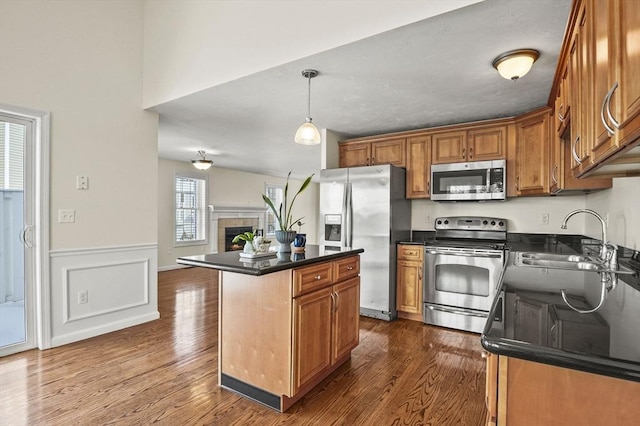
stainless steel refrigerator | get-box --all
[318,164,411,321]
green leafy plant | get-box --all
[262,172,314,231]
[231,231,254,244]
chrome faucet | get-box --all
[560,208,618,314]
[560,208,608,259]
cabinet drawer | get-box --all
[293,263,333,297]
[333,256,360,282]
[397,245,423,261]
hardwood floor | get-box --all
[0,267,487,425]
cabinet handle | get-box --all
[371,157,375,165]
[346,265,354,271]
[557,103,565,122]
[571,136,582,165]
[366,157,370,166]
[515,176,519,191]
[468,146,473,159]
[605,81,620,130]
[552,165,558,185]
[462,148,466,158]
[314,275,322,280]
[332,291,340,312]
[330,292,336,311]
[600,84,616,136]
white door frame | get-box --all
[0,104,51,354]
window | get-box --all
[175,174,208,245]
[264,182,283,236]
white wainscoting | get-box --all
[49,244,159,347]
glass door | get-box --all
[0,114,34,354]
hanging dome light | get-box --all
[492,49,540,81]
[191,150,213,170]
[294,69,321,145]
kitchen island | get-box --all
[481,235,640,425]
[178,245,363,412]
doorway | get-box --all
[0,105,50,356]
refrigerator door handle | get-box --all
[343,182,353,247]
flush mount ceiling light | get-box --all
[492,49,540,81]
[191,150,213,170]
[294,69,321,145]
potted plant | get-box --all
[262,171,313,253]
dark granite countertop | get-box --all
[177,245,364,276]
[481,234,640,383]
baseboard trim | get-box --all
[158,264,191,272]
[51,311,160,348]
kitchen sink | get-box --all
[514,252,635,274]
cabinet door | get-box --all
[569,4,591,173]
[613,0,640,147]
[293,287,333,394]
[467,126,507,161]
[431,131,467,164]
[516,111,551,196]
[371,138,406,167]
[339,142,370,168]
[332,277,360,364]
[514,296,549,346]
[396,260,423,314]
[406,135,431,198]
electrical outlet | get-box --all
[78,290,88,304]
[76,175,88,190]
[58,209,75,223]
[425,213,431,224]
[540,213,549,225]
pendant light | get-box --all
[492,49,539,81]
[191,150,213,170]
[294,69,321,145]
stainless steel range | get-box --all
[423,216,507,333]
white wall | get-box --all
[0,0,159,346]
[412,177,640,250]
[142,0,482,107]
[158,159,318,268]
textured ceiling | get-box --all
[154,0,572,180]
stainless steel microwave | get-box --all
[431,159,506,201]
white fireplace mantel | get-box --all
[209,205,267,253]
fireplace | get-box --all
[225,226,253,252]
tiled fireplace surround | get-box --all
[209,206,266,253]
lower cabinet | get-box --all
[396,244,424,321]
[219,255,360,412]
[293,276,360,394]
[484,354,640,425]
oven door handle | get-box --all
[426,249,503,258]
[425,304,488,318]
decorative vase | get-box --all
[275,230,297,253]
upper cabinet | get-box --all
[339,137,406,168]
[513,109,551,196]
[431,125,507,165]
[405,135,431,199]
[551,0,640,178]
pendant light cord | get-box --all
[307,74,312,119]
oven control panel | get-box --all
[434,216,507,232]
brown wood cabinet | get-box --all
[219,254,360,412]
[514,109,551,196]
[339,137,406,168]
[485,354,640,425]
[551,0,640,178]
[405,135,431,199]
[432,125,507,165]
[396,244,423,321]
[292,257,360,396]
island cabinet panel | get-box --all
[293,287,334,393]
[492,355,640,425]
[293,262,333,297]
[218,253,361,412]
[332,277,360,363]
[219,270,293,396]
